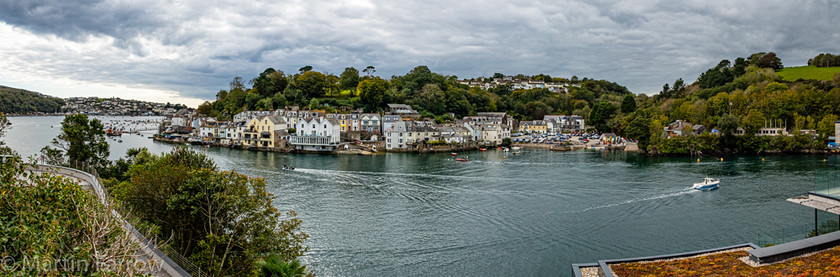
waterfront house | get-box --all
[544,115,585,133]
[756,127,788,137]
[170,115,187,127]
[464,123,483,142]
[663,120,693,137]
[290,117,341,151]
[381,114,402,135]
[518,120,547,134]
[361,113,381,133]
[480,124,508,145]
[242,116,287,148]
[693,124,707,135]
[384,121,440,150]
[385,121,408,150]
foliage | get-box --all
[357,77,389,112]
[589,102,617,132]
[809,53,840,67]
[0,85,65,114]
[612,247,840,276]
[0,113,7,147]
[0,158,148,275]
[259,256,307,277]
[501,137,512,147]
[620,94,636,113]
[40,114,110,169]
[339,67,361,92]
[112,147,309,276]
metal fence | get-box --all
[66,161,206,277]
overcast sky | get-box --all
[2,0,839,107]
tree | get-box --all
[197,101,214,116]
[817,114,838,141]
[298,65,313,74]
[116,147,309,276]
[758,52,783,70]
[718,114,740,149]
[415,83,447,115]
[0,113,7,144]
[357,77,388,112]
[340,67,361,92]
[625,116,651,151]
[621,94,636,113]
[259,256,307,277]
[363,66,376,77]
[293,71,329,99]
[589,102,617,132]
[41,114,110,169]
[230,76,245,91]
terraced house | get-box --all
[290,117,341,151]
[243,116,287,148]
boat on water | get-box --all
[455,158,469,162]
[451,152,458,156]
[692,177,720,191]
[479,148,486,151]
[283,165,295,170]
[511,146,522,151]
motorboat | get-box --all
[455,158,468,162]
[283,165,295,170]
[692,177,720,191]
[511,146,522,151]
[451,152,458,156]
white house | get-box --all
[290,117,341,151]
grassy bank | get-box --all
[776,66,840,81]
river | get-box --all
[4,116,838,276]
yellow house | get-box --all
[243,116,288,148]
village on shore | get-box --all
[153,103,633,155]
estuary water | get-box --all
[5,116,836,276]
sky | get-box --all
[1,0,839,108]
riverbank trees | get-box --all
[104,147,310,276]
[615,52,840,155]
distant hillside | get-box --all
[0,85,65,114]
[776,66,840,81]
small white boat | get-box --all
[511,146,522,151]
[692,177,720,191]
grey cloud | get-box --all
[2,0,840,101]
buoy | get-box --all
[499,158,501,161]
[503,156,506,159]
[697,158,700,163]
[720,158,724,162]
[824,159,827,162]
[762,158,765,162]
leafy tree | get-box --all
[733,57,748,76]
[363,66,376,77]
[197,101,214,116]
[414,83,447,115]
[293,71,329,99]
[0,113,7,144]
[757,52,783,70]
[817,114,838,141]
[624,115,651,151]
[340,67,361,92]
[115,147,309,276]
[357,77,389,112]
[298,65,313,74]
[621,94,636,113]
[259,256,307,277]
[718,114,740,149]
[589,102,617,132]
[742,109,766,135]
[501,137,512,147]
[41,114,109,169]
[230,76,246,91]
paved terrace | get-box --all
[25,165,190,277]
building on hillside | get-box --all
[386,103,420,119]
[381,114,402,134]
[480,124,509,145]
[663,120,693,137]
[289,117,341,151]
[544,115,585,133]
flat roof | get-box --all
[787,193,840,215]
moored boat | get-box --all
[451,152,458,156]
[692,177,720,191]
[455,158,468,162]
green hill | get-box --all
[0,85,65,114]
[776,66,840,81]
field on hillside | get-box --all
[777,66,840,81]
